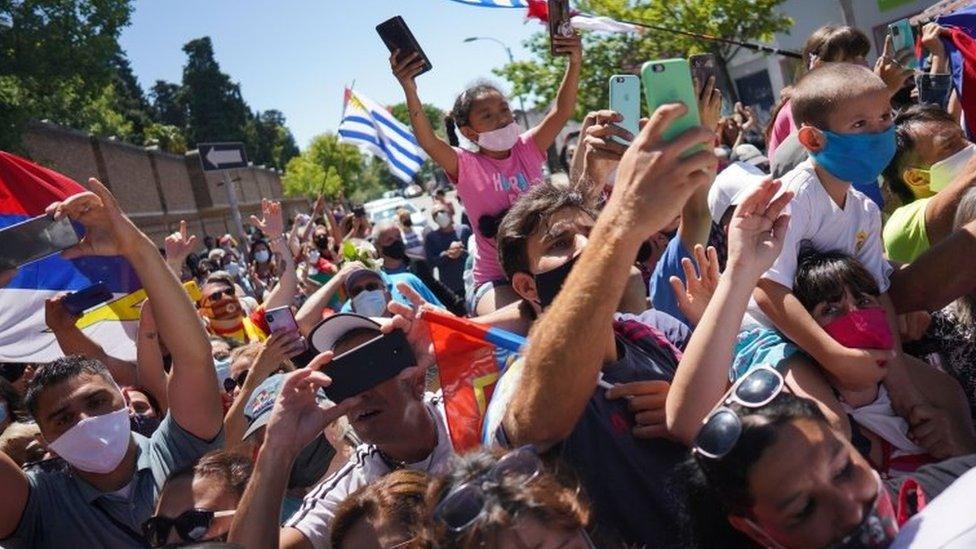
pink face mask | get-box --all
[822,307,893,351]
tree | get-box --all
[494,0,792,118]
[149,80,186,130]
[282,133,366,200]
[244,109,299,170]
[0,0,133,150]
[108,51,153,142]
[180,36,251,146]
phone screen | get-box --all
[548,0,572,56]
[320,329,415,403]
[689,54,718,87]
[376,16,433,76]
[62,282,113,316]
[0,215,79,271]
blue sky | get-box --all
[118,0,541,150]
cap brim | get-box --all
[243,412,271,441]
[309,313,382,354]
[343,269,384,295]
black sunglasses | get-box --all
[692,365,785,460]
[433,446,541,532]
[230,367,286,392]
[348,281,382,298]
[141,508,234,547]
[0,363,27,383]
[204,288,235,302]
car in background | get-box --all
[382,190,399,199]
[403,184,424,198]
[363,197,428,229]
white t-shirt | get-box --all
[891,466,976,548]
[744,160,893,328]
[284,393,453,548]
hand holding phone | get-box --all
[640,58,703,155]
[61,282,113,316]
[0,214,79,270]
[888,19,919,70]
[609,75,641,145]
[548,0,574,56]
[378,16,433,79]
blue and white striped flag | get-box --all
[447,0,528,7]
[338,89,427,184]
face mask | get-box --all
[808,127,896,185]
[352,289,388,317]
[823,307,893,351]
[434,212,452,229]
[534,253,581,310]
[288,434,336,489]
[129,413,161,438]
[225,262,241,277]
[254,250,270,263]
[928,142,976,193]
[830,471,899,548]
[314,235,329,249]
[382,240,408,260]
[48,407,131,474]
[477,121,521,152]
[308,250,321,264]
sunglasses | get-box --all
[348,281,382,298]
[228,367,286,392]
[203,288,235,303]
[433,446,541,532]
[141,508,234,547]
[0,363,27,383]
[692,365,785,460]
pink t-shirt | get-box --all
[450,133,546,284]
[766,99,797,160]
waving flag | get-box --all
[421,309,524,452]
[939,4,976,138]
[338,89,427,184]
[447,0,528,7]
[0,152,141,363]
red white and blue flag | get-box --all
[939,3,976,138]
[446,0,528,7]
[0,152,142,363]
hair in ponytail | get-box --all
[444,115,460,147]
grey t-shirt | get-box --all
[3,414,224,548]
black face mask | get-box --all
[382,240,408,260]
[288,433,336,489]
[314,235,329,249]
[533,253,580,310]
[130,414,161,438]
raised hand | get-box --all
[391,50,426,91]
[875,33,914,95]
[920,23,947,58]
[44,293,80,332]
[695,76,723,132]
[249,199,284,240]
[164,220,199,263]
[725,178,792,278]
[253,330,307,379]
[607,103,718,239]
[46,177,145,258]
[669,245,721,326]
[552,32,582,65]
[383,282,444,372]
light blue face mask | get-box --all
[808,126,896,185]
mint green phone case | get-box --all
[609,74,641,144]
[640,58,701,152]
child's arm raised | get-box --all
[391,51,459,179]
[530,34,583,153]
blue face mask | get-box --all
[808,126,896,185]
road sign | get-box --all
[198,142,248,171]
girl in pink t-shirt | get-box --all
[390,34,582,314]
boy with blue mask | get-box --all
[745,63,932,423]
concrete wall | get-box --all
[22,122,309,246]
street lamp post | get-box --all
[463,36,531,129]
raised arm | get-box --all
[391,51,459,179]
[503,104,717,449]
[251,200,298,311]
[135,300,169,414]
[890,218,976,312]
[678,76,723,250]
[530,34,583,152]
[49,178,221,440]
[295,261,362,336]
[163,220,198,279]
[44,294,138,386]
[667,180,792,444]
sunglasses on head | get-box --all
[0,363,27,383]
[433,446,542,532]
[349,281,382,298]
[692,365,785,460]
[141,508,234,547]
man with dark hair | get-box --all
[882,104,976,263]
[0,178,224,548]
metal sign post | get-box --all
[198,142,250,256]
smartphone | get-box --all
[266,306,300,334]
[376,16,432,77]
[0,214,79,271]
[318,329,416,403]
[609,75,641,145]
[888,19,918,70]
[548,0,573,56]
[62,282,113,315]
[640,58,702,155]
[689,53,718,88]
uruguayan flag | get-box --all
[338,89,427,183]
[446,0,528,7]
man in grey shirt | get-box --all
[0,177,225,548]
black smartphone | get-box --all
[376,16,432,76]
[0,214,79,271]
[320,329,416,403]
[689,53,718,88]
[62,282,113,315]
[548,0,573,56]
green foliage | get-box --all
[143,122,187,154]
[494,0,792,118]
[283,133,367,199]
[180,36,251,146]
[244,109,300,170]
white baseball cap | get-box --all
[708,161,767,224]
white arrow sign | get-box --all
[206,148,244,168]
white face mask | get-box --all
[308,250,321,263]
[929,142,976,192]
[477,121,521,152]
[254,250,270,263]
[226,262,241,277]
[434,212,452,229]
[48,407,131,474]
[351,289,388,317]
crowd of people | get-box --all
[4,18,976,549]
